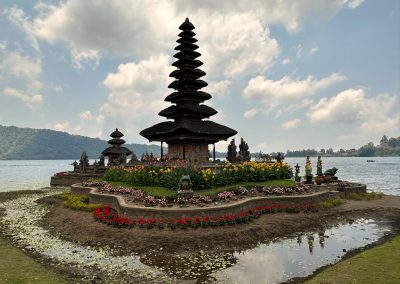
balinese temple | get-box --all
[140,18,237,162]
[102,128,132,165]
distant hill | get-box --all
[0,125,163,160]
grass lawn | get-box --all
[307,235,400,284]
[107,181,177,198]
[107,179,296,198]
[0,236,69,284]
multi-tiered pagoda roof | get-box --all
[102,128,132,156]
[140,18,237,144]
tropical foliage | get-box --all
[103,162,293,190]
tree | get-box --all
[388,137,398,147]
[226,139,237,163]
[380,135,388,145]
[237,138,251,162]
[255,151,272,162]
[358,142,375,157]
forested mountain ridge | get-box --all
[0,125,162,160]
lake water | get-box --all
[0,157,399,195]
[0,159,398,283]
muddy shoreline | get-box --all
[38,195,400,256]
[1,194,400,283]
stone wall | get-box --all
[336,183,367,197]
[51,176,91,186]
[71,184,341,219]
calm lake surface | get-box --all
[0,157,399,195]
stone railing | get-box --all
[71,183,340,219]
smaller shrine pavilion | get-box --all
[140,18,237,162]
[102,128,132,165]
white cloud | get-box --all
[70,48,100,70]
[308,88,400,134]
[7,7,39,50]
[192,12,279,79]
[243,108,260,119]
[309,46,319,55]
[360,114,400,134]
[80,110,94,120]
[0,41,7,50]
[3,87,43,108]
[99,55,173,139]
[346,0,365,9]
[175,0,347,33]
[282,118,301,129]
[281,58,291,65]
[308,89,365,123]
[49,121,82,133]
[206,80,231,97]
[0,49,44,108]
[7,0,351,70]
[1,51,41,79]
[243,73,345,110]
[22,0,177,69]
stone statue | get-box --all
[129,152,138,163]
[150,152,157,162]
[99,155,105,167]
[226,139,237,163]
[324,167,338,176]
[294,163,301,182]
[238,138,250,162]
[72,160,79,172]
[177,175,194,199]
[79,151,89,173]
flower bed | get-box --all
[93,203,318,230]
[82,181,310,207]
[103,161,293,190]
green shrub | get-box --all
[56,193,102,212]
[319,196,345,209]
[103,162,293,191]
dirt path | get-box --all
[38,195,400,256]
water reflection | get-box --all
[141,218,391,284]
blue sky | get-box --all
[0,0,399,152]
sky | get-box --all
[0,0,399,152]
